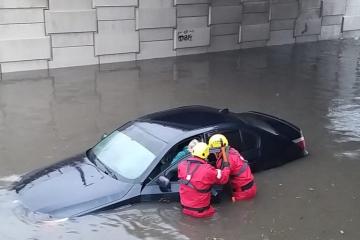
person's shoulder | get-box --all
[202,162,216,171]
[229,147,240,155]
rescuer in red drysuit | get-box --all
[178,142,230,218]
[209,134,257,201]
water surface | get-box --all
[0,39,360,240]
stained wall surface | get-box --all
[0,0,359,73]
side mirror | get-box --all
[157,176,171,192]
[101,133,108,140]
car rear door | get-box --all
[205,128,261,168]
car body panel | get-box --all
[13,154,134,218]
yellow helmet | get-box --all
[191,142,210,159]
[208,134,228,150]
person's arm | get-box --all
[214,164,230,184]
[203,164,230,185]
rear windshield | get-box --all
[239,115,278,135]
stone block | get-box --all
[93,0,138,7]
[95,32,139,55]
[242,13,269,25]
[136,40,176,60]
[0,0,47,8]
[295,35,319,43]
[299,0,321,10]
[177,16,208,28]
[210,5,242,24]
[240,23,270,42]
[136,8,176,29]
[140,28,173,41]
[211,23,239,35]
[139,0,174,8]
[49,46,98,68]
[0,60,48,73]
[0,23,45,40]
[302,9,322,19]
[271,19,295,31]
[267,30,295,45]
[270,2,298,20]
[240,40,267,49]
[98,19,136,33]
[45,10,97,34]
[211,0,241,7]
[52,33,94,47]
[97,7,135,20]
[175,0,209,4]
[342,30,360,39]
[320,25,341,40]
[243,1,269,13]
[345,4,360,16]
[176,46,208,56]
[0,37,51,62]
[295,18,321,36]
[343,16,360,32]
[321,15,343,26]
[208,34,240,52]
[177,4,209,17]
[174,27,210,48]
[49,0,92,10]
[347,0,360,4]
[99,53,136,64]
[95,20,139,56]
[322,0,346,16]
[0,9,44,24]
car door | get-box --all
[140,135,204,202]
[205,129,261,167]
[238,129,261,167]
[140,160,183,203]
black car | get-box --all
[12,106,308,220]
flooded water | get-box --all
[1,39,360,240]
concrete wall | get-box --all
[0,0,360,73]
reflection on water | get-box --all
[1,39,360,240]
[328,99,360,142]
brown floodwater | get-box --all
[0,39,360,240]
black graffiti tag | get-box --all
[178,29,194,42]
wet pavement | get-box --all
[0,39,360,240]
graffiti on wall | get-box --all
[178,29,194,42]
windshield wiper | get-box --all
[88,150,118,180]
[96,158,118,180]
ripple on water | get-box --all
[92,203,190,240]
[327,101,360,143]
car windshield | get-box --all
[91,123,167,180]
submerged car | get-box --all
[12,106,308,220]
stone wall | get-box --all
[0,0,359,73]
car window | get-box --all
[222,131,242,152]
[146,134,204,183]
[239,130,260,151]
[205,130,242,152]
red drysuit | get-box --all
[178,156,230,218]
[216,147,256,201]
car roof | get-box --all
[138,105,242,132]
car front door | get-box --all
[140,135,204,203]
[140,162,183,203]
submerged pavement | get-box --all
[0,39,360,240]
